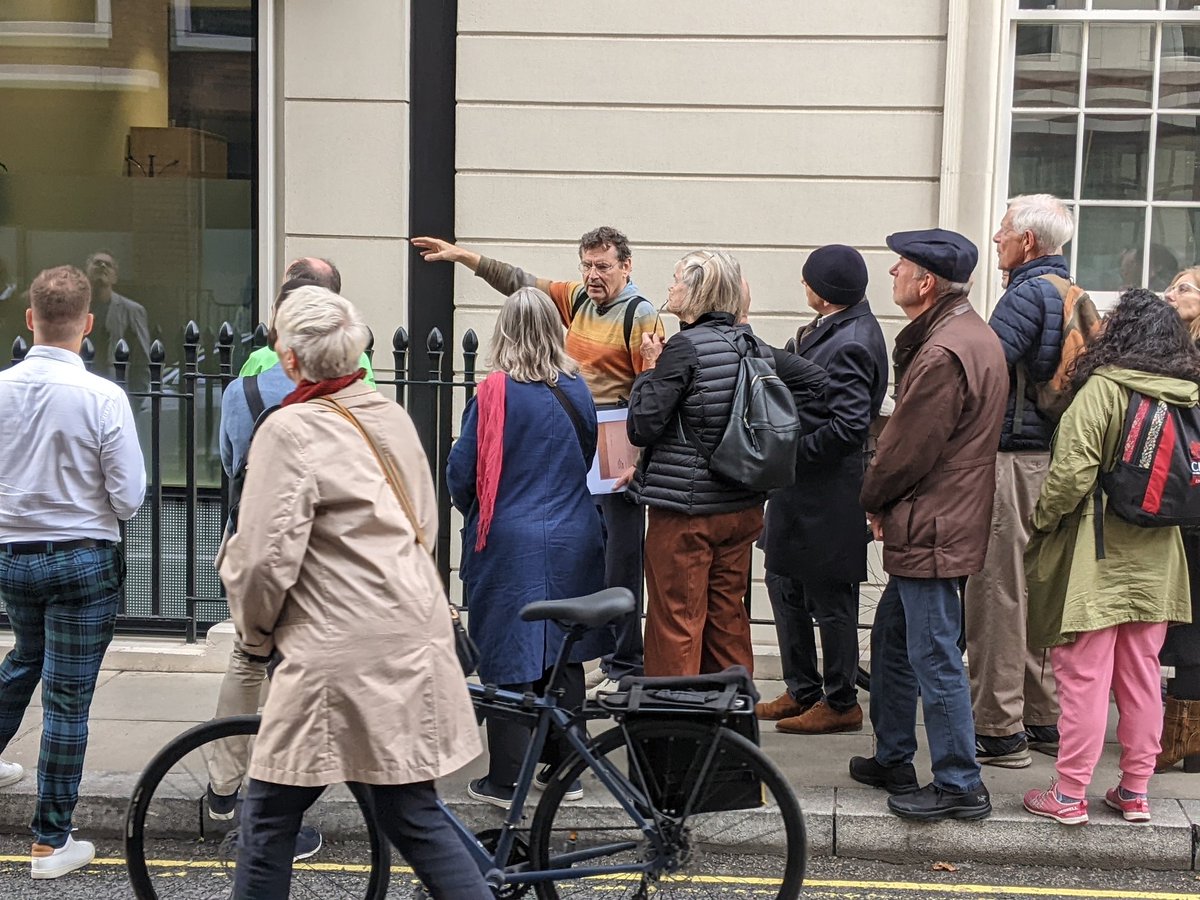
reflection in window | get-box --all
[1086,24,1154,109]
[1160,25,1200,109]
[0,2,257,486]
[1010,114,1077,197]
[1076,206,1145,293]
[1080,115,1150,200]
[1155,115,1199,200]
[1014,24,1082,107]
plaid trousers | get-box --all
[0,546,122,847]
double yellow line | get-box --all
[0,855,1196,899]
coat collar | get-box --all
[795,300,872,354]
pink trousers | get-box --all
[1050,620,1168,798]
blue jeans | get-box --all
[869,575,982,793]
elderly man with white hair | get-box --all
[964,193,1075,770]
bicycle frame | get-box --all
[440,629,671,889]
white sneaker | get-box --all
[31,835,95,880]
[584,667,609,690]
[0,758,24,788]
[586,677,620,700]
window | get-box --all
[1006,0,1200,296]
[0,1,258,483]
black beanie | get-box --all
[802,244,868,308]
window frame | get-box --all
[998,0,1200,305]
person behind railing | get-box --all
[0,265,146,879]
[238,257,376,385]
[447,286,612,809]
[84,250,151,399]
[218,287,489,899]
[1156,265,1200,774]
[626,249,826,678]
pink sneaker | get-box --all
[1023,785,1088,825]
[1104,786,1150,822]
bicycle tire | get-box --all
[125,715,390,900]
[527,719,805,899]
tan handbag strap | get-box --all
[311,397,431,556]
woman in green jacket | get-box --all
[1024,289,1199,826]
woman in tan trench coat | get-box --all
[218,286,490,899]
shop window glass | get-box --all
[0,1,258,485]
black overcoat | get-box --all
[762,301,889,583]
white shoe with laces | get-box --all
[584,667,608,691]
[31,835,95,879]
[586,677,620,700]
[0,758,24,788]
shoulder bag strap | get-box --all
[547,382,587,457]
[310,397,431,555]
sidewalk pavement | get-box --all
[0,634,1198,871]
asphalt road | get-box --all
[0,835,1198,899]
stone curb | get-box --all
[0,774,1193,871]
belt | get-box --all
[0,539,115,555]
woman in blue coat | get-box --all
[447,286,610,807]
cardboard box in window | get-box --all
[127,127,228,179]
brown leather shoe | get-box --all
[777,700,864,734]
[755,691,813,721]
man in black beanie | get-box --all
[757,244,889,734]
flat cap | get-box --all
[885,228,978,283]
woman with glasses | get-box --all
[1159,265,1200,773]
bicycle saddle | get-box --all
[520,587,635,628]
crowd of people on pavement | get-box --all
[1,191,1199,888]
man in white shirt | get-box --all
[0,265,146,880]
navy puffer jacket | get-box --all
[988,255,1069,451]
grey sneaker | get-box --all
[293,825,322,862]
[1025,724,1060,756]
[976,733,1031,769]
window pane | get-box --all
[1086,24,1155,108]
[1014,24,1083,108]
[1080,115,1151,199]
[1076,207,1146,292]
[1092,0,1157,8]
[1159,25,1200,110]
[1010,115,1078,197]
[1151,208,1200,290]
[1155,115,1200,200]
[0,1,257,487]
[1165,1,1200,10]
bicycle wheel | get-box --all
[857,548,887,689]
[527,719,805,899]
[125,715,390,900]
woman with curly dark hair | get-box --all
[1023,289,1200,827]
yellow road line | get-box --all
[0,855,1196,899]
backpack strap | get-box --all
[548,382,587,459]
[243,372,265,423]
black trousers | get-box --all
[234,778,492,900]
[765,572,859,712]
[596,493,646,680]
[487,663,584,786]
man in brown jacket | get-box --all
[849,229,1006,821]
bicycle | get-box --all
[126,587,807,899]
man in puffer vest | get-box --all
[964,194,1074,770]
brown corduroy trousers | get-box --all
[643,504,763,677]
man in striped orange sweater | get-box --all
[414,227,662,688]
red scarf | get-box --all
[474,371,506,551]
[282,368,367,406]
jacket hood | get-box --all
[1096,367,1200,406]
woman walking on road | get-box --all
[1024,289,1198,826]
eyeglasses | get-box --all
[579,261,618,275]
[1168,282,1200,296]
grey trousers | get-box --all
[963,450,1060,737]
